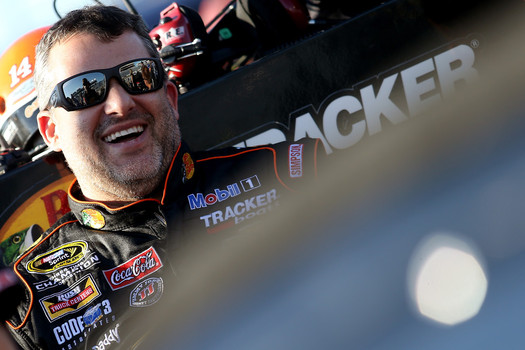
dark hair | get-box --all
[35,5,159,110]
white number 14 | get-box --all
[9,56,32,88]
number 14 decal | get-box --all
[9,56,32,88]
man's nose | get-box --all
[103,78,136,116]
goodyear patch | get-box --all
[39,274,100,322]
[27,241,88,274]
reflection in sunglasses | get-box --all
[123,60,158,92]
[48,58,163,111]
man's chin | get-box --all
[100,174,162,201]
[113,168,161,186]
[109,163,166,195]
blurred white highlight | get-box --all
[407,232,488,326]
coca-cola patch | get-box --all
[103,247,163,291]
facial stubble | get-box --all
[64,102,181,201]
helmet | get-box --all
[149,3,208,91]
[0,26,49,154]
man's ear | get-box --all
[37,110,62,151]
[165,80,179,120]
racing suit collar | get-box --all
[66,140,195,230]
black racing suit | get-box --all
[6,139,324,349]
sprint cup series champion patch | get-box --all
[26,241,88,274]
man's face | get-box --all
[39,31,181,201]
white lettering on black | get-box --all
[92,323,120,350]
[53,299,112,346]
[236,44,478,153]
[200,189,278,228]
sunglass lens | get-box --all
[62,72,106,109]
[119,59,159,93]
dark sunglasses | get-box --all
[46,58,165,111]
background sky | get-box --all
[0,0,60,56]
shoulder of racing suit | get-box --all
[5,137,327,349]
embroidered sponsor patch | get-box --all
[52,299,114,347]
[130,277,163,307]
[199,188,279,233]
[53,314,87,345]
[182,152,195,181]
[39,274,100,322]
[82,303,103,327]
[103,247,163,291]
[289,143,304,178]
[80,209,106,229]
[239,175,261,192]
[33,251,100,291]
[27,241,88,274]
[94,323,120,350]
[187,175,261,210]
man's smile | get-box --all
[103,124,146,143]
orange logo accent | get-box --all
[182,152,194,180]
[80,209,105,229]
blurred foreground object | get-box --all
[137,1,525,349]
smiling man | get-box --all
[36,22,180,203]
[3,5,324,349]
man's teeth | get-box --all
[104,125,144,143]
